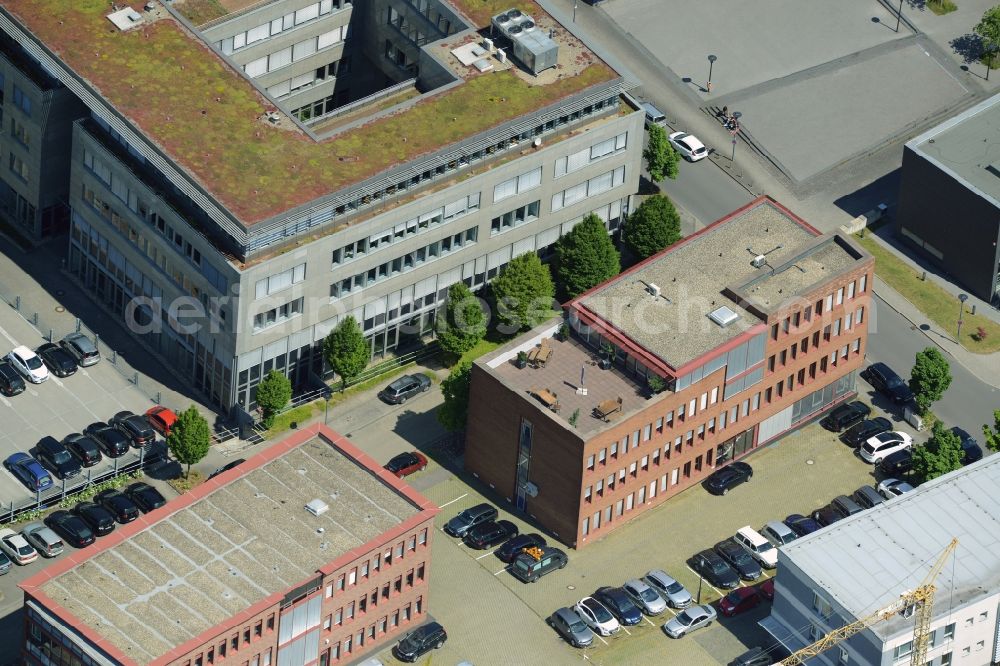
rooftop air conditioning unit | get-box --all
[497,48,506,63]
[751,254,766,268]
[483,37,493,52]
[647,283,661,298]
[305,499,329,517]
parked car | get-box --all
[812,504,843,527]
[820,401,871,432]
[593,586,643,626]
[734,526,778,569]
[953,427,984,465]
[35,437,82,480]
[496,533,546,563]
[60,333,101,366]
[62,434,103,468]
[860,431,913,464]
[0,360,25,396]
[0,528,38,564]
[463,520,518,550]
[0,550,11,575]
[7,345,48,383]
[622,578,668,615]
[574,596,620,636]
[72,502,116,536]
[145,406,177,437]
[509,546,567,583]
[125,482,166,513]
[704,461,753,495]
[784,513,822,537]
[379,373,431,404]
[444,503,497,537]
[112,411,156,447]
[842,417,893,448]
[392,621,446,662]
[384,451,428,478]
[852,485,885,509]
[731,647,787,666]
[814,495,864,526]
[35,343,78,378]
[879,449,914,477]
[714,538,763,581]
[4,452,54,492]
[690,549,740,590]
[639,100,666,128]
[668,131,708,162]
[760,520,798,547]
[663,604,717,638]
[44,511,95,548]
[95,489,140,524]
[85,422,130,458]
[21,522,64,558]
[758,578,775,602]
[644,569,693,608]
[718,587,762,617]
[208,458,246,480]
[862,362,913,404]
[549,607,594,648]
[877,477,915,499]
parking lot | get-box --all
[0,300,156,507]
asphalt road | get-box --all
[658,156,753,230]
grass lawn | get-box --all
[854,233,1000,353]
[927,0,958,14]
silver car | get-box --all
[663,604,717,638]
[59,333,101,367]
[622,578,668,615]
[549,606,594,648]
[643,569,692,608]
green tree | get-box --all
[167,406,211,479]
[437,282,487,356]
[490,252,555,334]
[437,360,472,432]
[323,315,369,391]
[553,213,620,299]
[909,347,952,414]
[643,124,680,182]
[982,409,1000,452]
[911,421,964,482]
[975,6,1000,67]
[622,195,682,261]
[256,370,292,427]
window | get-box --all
[892,640,913,659]
[836,287,844,305]
[943,623,955,640]
[255,264,306,298]
[587,454,595,470]
[9,154,28,182]
[12,85,31,115]
[494,167,541,202]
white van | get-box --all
[640,102,666,128]
[734,526,777,569]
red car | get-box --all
[384,451,427,477]
[758,578,775,601]
[718,587,762,617]
[145,406,177,437]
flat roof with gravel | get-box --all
[25,431,423,665]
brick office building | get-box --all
[465,197,873,548]
[20,424,438,666]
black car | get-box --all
[704,461,752,495]
[952,427,984,465]
[63,434,103,468]
[85,422,131,458]
[35,343,78,378]
[463,519,518,549]
[0,360,25,396]
[820,401,872,432]
[72,502,116,536]
[496,532,547,563]
[96,489,140,524]
[593,586,643,626]
[393,621,447,662]
[379,373,432,404]
[714,538,763,581]
[45,511,95,548]
[510,546,568,582]
[125,482,167,513]
[35,437,82,480]
[690,549,740,590]
[784,513,822,537]
[112,411,156,447]
[862,362,913,404]
[880,449,914,477]
[208,458,246,480]
[842,417,893,448]
[811,504,843,527]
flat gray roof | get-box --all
[909,93,1000,207]
[781,455,1000,640]
[35,437,420,664]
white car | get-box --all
[7,346,49,384]
[0,527,39,565]
[860,431,913,464]
[877,478,915,499]
[574,596,620,636]
[668,131,708,162]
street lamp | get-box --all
[895,0,903,33]
[696,555,706,604]
[730,111,742,162]
[573,0,578,23]
[957,293,969,341]
[707,55,717,93]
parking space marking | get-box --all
[0,322,18,345]
[475,550,496,560]
[596,635,608,646]
[644,616,657,628]
[437,492,468,508]
[493,567,507,576]
[0,395,8,408]
[663,607,677,616]
[51,377,63,388]
[685,566,722,596]
[620,626,631,636]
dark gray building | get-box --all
[896,94,1000,305]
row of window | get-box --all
[770,275,868,341]
[325,530,428,597]
[554,132,628,178]
[243,26,346,78]
[11,82,30,116]
[219,0,346,52]
[11,116,28,148]
[325,564,426,633]
[582,469,680,537]
[493,167,542,203]
[490,200,540,236]
[253,297,303,332]
[551,166,627,211]
[179,614,276,666]
[768,307,864,372]
[256,263,306,299]
[321,598,423,664]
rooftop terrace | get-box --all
[21,427,431,665]
[0,0,615,226]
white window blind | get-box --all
[566,148,590,172]
[487,246,511,269]
[589,171,613,195]
[269,47,292,70]
[247,24,270,44]
[293,38,317,61]
[320,0,333,13]
[554,156,568,178]
[296,4,320,24]
[494,177,517,202]
[517,167,542,191]
[318,27,342,49]
[443,197,467,218]
[536,226,560,248]
[613,165,626,187]
[563,182,587,206]
[290,72,314,89]
[590,137,615,159]
[512,236,535,257]
[615,132,627,150]
[245,56,268,77]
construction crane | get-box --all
[776,537,958,666]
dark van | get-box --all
[510,546,567,583]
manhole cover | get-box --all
[806,459,815,465]
[566,585,575,590]
[55,306,65,313]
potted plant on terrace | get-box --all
[516,351,529,369]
